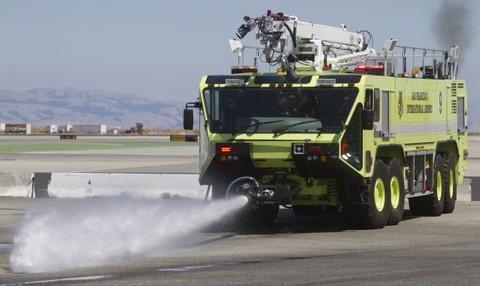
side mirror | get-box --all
[183,109,194,130]
[362,109,374,130]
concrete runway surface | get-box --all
[0,136,478,285]
[1,199,480,285]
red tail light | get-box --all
[220,145,233,154]
[308,146,322,154]
[341,141,349,154]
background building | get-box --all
[71,124,107,134]
[45,124,58,134]
[58,124,73,133]
[5,123,31,134]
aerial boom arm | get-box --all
[233,11,374,74]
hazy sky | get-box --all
[0,0,478,102]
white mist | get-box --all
[10,196,247,273]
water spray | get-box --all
[10,196,248,273]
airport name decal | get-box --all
[407,91,432,114]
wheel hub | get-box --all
[436,171,442,200]
[390,176,400,209]
[374,178,386,212]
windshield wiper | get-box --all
[273,119,321,136]
[332,97,349,129]
[232,119,285,136]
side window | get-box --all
[203,90,220,121]
[365,89,373,110]
[342,104,363,170]
[373,88,381,122]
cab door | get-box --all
[372,88,390,138]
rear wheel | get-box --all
[344,159,389,229]
[387,159,405,225]
[408,154,445,216]
[443,153,457,214]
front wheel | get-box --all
[344,159,390,229]
[293,206,322,216]
[234,204,279,227]
[211,182,228,200]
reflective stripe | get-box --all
[392,122,454,135]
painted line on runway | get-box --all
[0,243,12,252]
[0,274,113,286]
[158,264,215,272]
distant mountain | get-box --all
[0,87,184,129]
[0,86,477,131]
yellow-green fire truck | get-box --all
[184,11,468,228]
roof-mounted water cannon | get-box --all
[229,39,243,58]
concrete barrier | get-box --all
[0,173,32,197]
[48,173,207,199]
[0,172,208,199]
[0,172,476,202]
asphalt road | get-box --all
[0,199,480,285]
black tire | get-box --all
[324,205,340,214]
[443,153,457,214]
[387,159,405,225]
[345,159,390,229]
[238,204,279,226]
[293,205,322,216]
[211,182,227,200]
[408,154,445,216]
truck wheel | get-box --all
[256,205,279,225]
[345,159,389,229]
[239,204,279,226]
[325,205,340,214]
[408,154,445,216]
[211,182,227,200]
[293,206,322,216]
[443,153,457,214]
[387,159,405,225]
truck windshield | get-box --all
[203,87,358,134]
